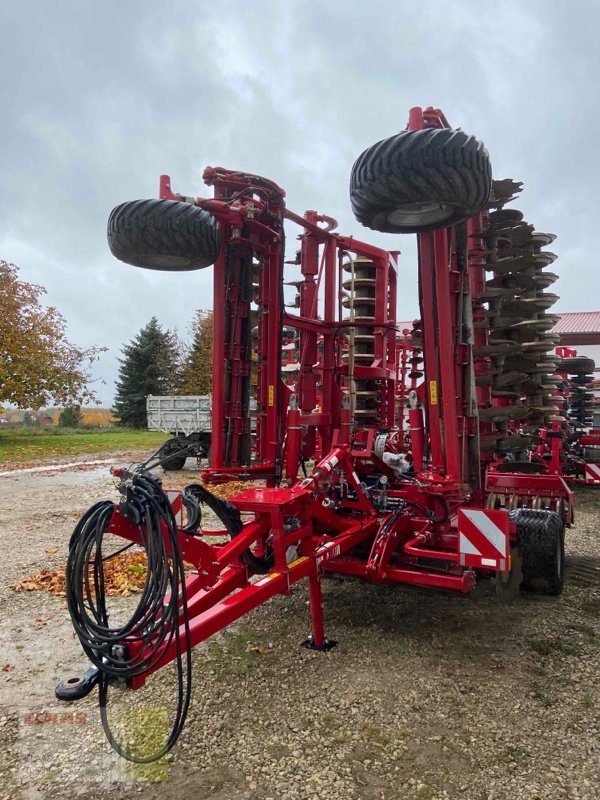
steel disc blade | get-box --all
[497,435,536,452]
[533,271,559,288]
[532,251,557,266]
[521,379,543,393]
[478,405,530,421]
[480,286,513,299]
[508,318,556,333]
[493,371,529,388]
[489,206,524,223]
[485,256,530,273]
[532,232,557,247]
[474,341,521,356]
[489,179,523,206]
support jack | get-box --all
[301,635,337,652]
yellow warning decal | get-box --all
[287,556,309,570]
[429,380,438,405]
[268,385,275,406]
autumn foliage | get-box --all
[0,261,105,408]
[178,309,214,395]
[13,551,153,597]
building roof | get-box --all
[396,313,600,343]
[550,312,600,345]
[550,312,600,334]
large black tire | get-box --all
[350,127,492,233]
[510,509,565,595]
[556,356,595,375]
[107,199,219,271]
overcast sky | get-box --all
[2,0,599,406]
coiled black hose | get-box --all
[66,472,192,762]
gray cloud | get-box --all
[1,0,598,404]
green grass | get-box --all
[0,427,168,464]
[581,694,595,709]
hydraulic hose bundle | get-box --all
[66,471,192,762]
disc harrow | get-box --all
[57,106,575,761]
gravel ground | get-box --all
[0,454,599,800]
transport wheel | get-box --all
[350,127,492,233]
[510,509,565,595]
[495,546,524,603]
[160,441,187,471]
[107,199,219,270]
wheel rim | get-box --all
[387,201,456,227]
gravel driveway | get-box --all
[0,454,599,800]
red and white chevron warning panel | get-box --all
[166,490,184,526]
[584,464,600,484]
[457,508,510,571]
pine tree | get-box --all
[59,404,82,428]
[113,318,180,428]
[178,310,214,395]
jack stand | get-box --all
[301,634,337,652]
[301,573,337,651]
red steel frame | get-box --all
[105,106,573,685]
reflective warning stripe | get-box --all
[166,490,184,526]
[457,508,509,570]
[460,509,507,557]
[459,531,481,556]
[585,464,600,484]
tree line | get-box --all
[113,311,213,428]
[0,260,213,428]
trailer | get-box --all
[146,395,211,470]
[57,106,574,762]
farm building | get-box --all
[550,312,600,426]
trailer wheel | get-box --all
[510,509,565,595]
[160,441,187,471]
[107,199,219,271]
[350,127,492,233]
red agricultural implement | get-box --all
[509,346,600,485]
[58,107,574,760]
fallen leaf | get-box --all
[45,547,59,554]
[13,581,39,591]
[246,645,270,655]
[12,550,194,597]
[2,664,14,672]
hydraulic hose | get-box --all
[66,472,192,762]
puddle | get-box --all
[0,458,115,478]
[0,464,117,498]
